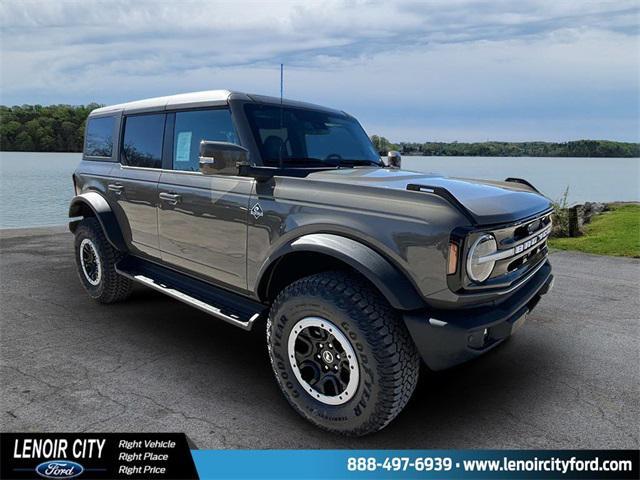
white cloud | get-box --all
[0,0,638,141]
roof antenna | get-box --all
[279,63,284,170]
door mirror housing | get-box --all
[199,141,249,175]
[387,150,401,168]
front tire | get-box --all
[267,271,420,436]
[74,217,132,304]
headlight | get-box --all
[466,234,497,283]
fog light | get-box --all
[469,328,490,349]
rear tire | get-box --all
[74,217,132,304]
[267,271,420,436]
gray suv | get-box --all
[69,90,554,435]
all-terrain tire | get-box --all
[267,271,420,436]
[74,217,132,304]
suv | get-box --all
[69,90,554,435]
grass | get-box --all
[548,204,640,258]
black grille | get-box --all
[462,211,552,292]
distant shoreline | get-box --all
[1,104,639,158]
[399,153,640,159]
[372,136,640,158]
[1,150,639,159]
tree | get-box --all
[0,104,104,152]
[370,137,640,158]
[14,131,34,151]
[370,135,399,154]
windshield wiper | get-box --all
[272,158,383,169]
[339,159,384,167]
[277,157,339,168]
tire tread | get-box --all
[267,270,420,436]
[75,217,132,304]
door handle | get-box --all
[159,192,181,205]
[108,184,124,195]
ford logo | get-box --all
[35,460,84,479]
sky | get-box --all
[1,0,639,142]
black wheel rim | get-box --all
[80,238,101,285]
[288,317,359,405]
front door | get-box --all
[109,113,165,258]
[157,108,252,291]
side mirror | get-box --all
[387,150,401,168]
[199,141,249,175]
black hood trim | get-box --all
[407,184,478,226]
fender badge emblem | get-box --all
[251,203,264,220]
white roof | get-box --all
[90,89,344,117]
[90,90,236,115]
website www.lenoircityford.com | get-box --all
[462,456,634,474]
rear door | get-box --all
[157,108,252,291]
[109,113,165,258]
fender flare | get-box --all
[259,233,426,311]
[68,192,126,251]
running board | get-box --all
[115,256,266,330]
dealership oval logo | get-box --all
[35,460,84,479]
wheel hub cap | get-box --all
[321,351,334,364]
[287,317,359,406]
[80,238,102,286]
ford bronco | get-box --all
[69,90,554,435]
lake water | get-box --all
[0,152,638,228]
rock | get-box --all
[578,202,607,226]
[551,202,609,238]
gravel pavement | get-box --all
[1,227,638,449]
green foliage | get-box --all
[548,204,640,258]
[370,135,400,154]
[0,104,102,152]
[551,186,571,237]
[2,105,638,158]
[372,138,640,158]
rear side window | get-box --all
[172,109,238,172]
[121,114,165,168]
[85,116,114,158]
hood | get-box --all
[305,167,553,225]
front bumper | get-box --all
[403,260,553,371]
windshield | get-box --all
[244,104,383,168]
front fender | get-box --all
[259,233,426,311]
[68,192,126,251]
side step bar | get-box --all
[115,256,267,330]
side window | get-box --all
[172,109,238,172]
[84,116,114,158]
[121,114,165,168]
